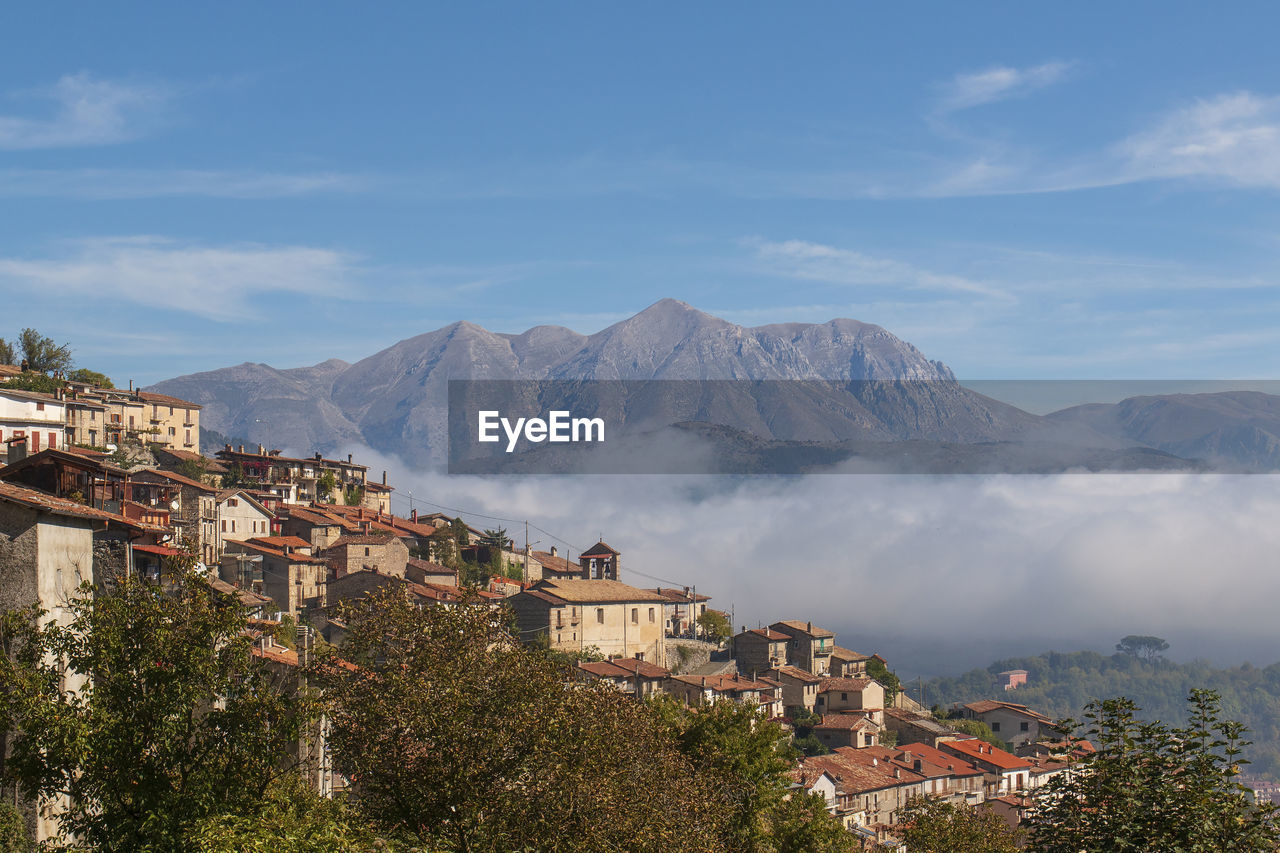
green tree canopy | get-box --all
[1028,689,1280,852]
[0,564,313,852]
[17,328,72,374]
[68,367,113,388]
[893,796,1021,853]
[1115,634,1170,660]
[0,338,14,366]
[314,592,727,853]
[697,608,732,643]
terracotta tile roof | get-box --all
[578,658,671,680]
[0,387,62,404]
[0,480,142,528]
[652,587,711,602]
[771,620,836,639]
[771,665,823,684]
[800,748,925,795]
[528,578,667,604]
[670,673,776,694]
[328,533,399,547]
[964,700,1052,723]
[249,535,311,549]
[893,743,982,777]
[939,738,1032,771]
[0,364,21,378]
[63,445,110,458]
[815,713,880,732]
[818,677,876,693]
[285,506,354,528]
[229,540,325,564]
[831,645,871,662]
[208,576,274,608]
[251,644,300,667]
[136,390,202,409]
[580,540,619,557]
[158,448,228,472]
[530,549,579,575]
[739,627,788,641]
[406,557,455,575]
[134,467,215,493]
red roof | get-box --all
[940,739,1032,771]
[0,480,143,529]
[580,540,619,557]
[133,543,186,557]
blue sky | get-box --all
[4,2,1280,385]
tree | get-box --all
[314,592,726,853]
[17,328,72,375]
[769,791,854,853]
[316,471,337,502]
[697,609,732,643]
[894,797,1021,853]
[0,339,14,366]
[867,657,901,704]
[1028,689,1280,852]
[0,564,313,851]
[190,774,396,853]
[68,367,113,388]
[1115,634,1170,660]
[656,698,798,853]
[0,802,32,853]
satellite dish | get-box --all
[169,500,180,511]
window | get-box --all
[90,410,96,420]
[230,520,236,533]
[35,402,44,411]
[1020,721,1030,732]
[991,722,1001,732]
[841,692,848,701]
[364,547,371,556]
[221,520,227,532]
[168,427,176,436]
[596,608,604,623]
[129,416,135,428]
[631,608,638,623]
[228,498,238,507]
[48,432,56,449]
[648,607,655,622]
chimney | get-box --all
[701,677,707,686]
[257,444,265,456]
[411,509,417,522]
[128,379,133,392]
[314,453,322,461]
[225,443,232,452]
[893,768,901,779]
[550,545,557,556]
[807,621,813,633]
[872,758,878,766]
[381,469,386,485]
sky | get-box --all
[5,3,1280,386]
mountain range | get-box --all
[150,299,1280,472]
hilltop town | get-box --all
[0,366,1094,848]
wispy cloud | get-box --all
[0,236,356,320]
[0,168,366,199]
[925,90,1280,197]
[0,73,169,149]
[1118,92,1280,189]
[746,238,1009,299]
[938,61,1074,112]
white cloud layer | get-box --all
[0,236,355,320]
[326,439,1280,673]
[746,238,1009,299]
[0,73,168,149]
[0,168,364,198]
[938,61,1074,112]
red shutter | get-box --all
[31,432,40,452]
[49,432,57,449]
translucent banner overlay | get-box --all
[446,379,1280,475]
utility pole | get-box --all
[523,519,529,583]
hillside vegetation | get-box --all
[926,647,1280,780]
